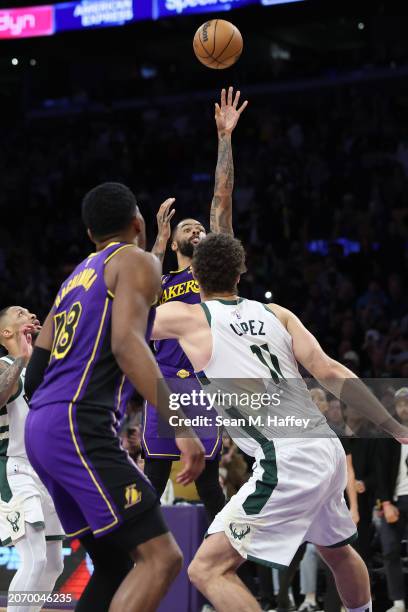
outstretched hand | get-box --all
[17,324,34,364]
[156,198,176,243]
[215,86,248,135]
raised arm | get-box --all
[210,87,248,236]
[269,303,408,442]
[151,198,176,263]
[0,326,33,406]
[25,308,57,399]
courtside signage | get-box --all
[0,5,54,39]
[55,0,135,32]
[0,0,303,39]
[156,0,255,18]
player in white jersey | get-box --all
[151,233,408,612]
[0,306,64,612]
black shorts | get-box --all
[96,502,169,553]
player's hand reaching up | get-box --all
[156,198,176,243]
[176,436,205,485]
[17,324,35,365]
[152,198,176,263]
[215,86,248,136]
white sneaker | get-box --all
[298,603,321,612]
[386,606,406,612]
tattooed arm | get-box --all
[151,198,176,263]
[0,359,25,406]
[0,325,33,406]
[210,87,248,236]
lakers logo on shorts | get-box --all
[124,485,142,509]
[177,369,190,379]
[229,522,250,541]
[7,511,21,533]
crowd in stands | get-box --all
[1,79,407,377]
[1,66,408,611]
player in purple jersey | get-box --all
[144,87,248,522]
[24,182,205,612]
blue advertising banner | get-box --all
[154,0,256,19]
[260,0,303,5]
[1,0,304,38]
[54,0,150,32]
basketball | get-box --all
[193,20,243,69]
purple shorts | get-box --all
[25,402,158,539]
[142,374,222,460]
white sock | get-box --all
[393,601,405,610]
[346,601,372,612]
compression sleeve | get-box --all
[25,347,51,401]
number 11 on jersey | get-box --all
[250,343,284,384]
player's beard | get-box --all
[177,239,195,259]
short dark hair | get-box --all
[192,234,245,294]
[0,307,11,326]
[81,182,137,240]
[0,307,11,350]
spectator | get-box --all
[220,434,250,499]
[325,398,346,435]
[376,388,408,612]
[343,405,378,566]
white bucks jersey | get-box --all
[0,357,28,459]
[198,298,333,457]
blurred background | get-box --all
[1,0,407,381]
[0,1,408,609]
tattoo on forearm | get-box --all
[0,357,24,402]
[151,240,167,262]
[210,133,234,234]
[154,251,165,262]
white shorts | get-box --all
[3,457,64,544]
[208,437,357,569]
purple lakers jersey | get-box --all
[30,242,155,421]
[154,266,200,375]
[143,264,221,458]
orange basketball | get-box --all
[193,20,243,69]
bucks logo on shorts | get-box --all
[7,511,21,533]
[229,522,250,541]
